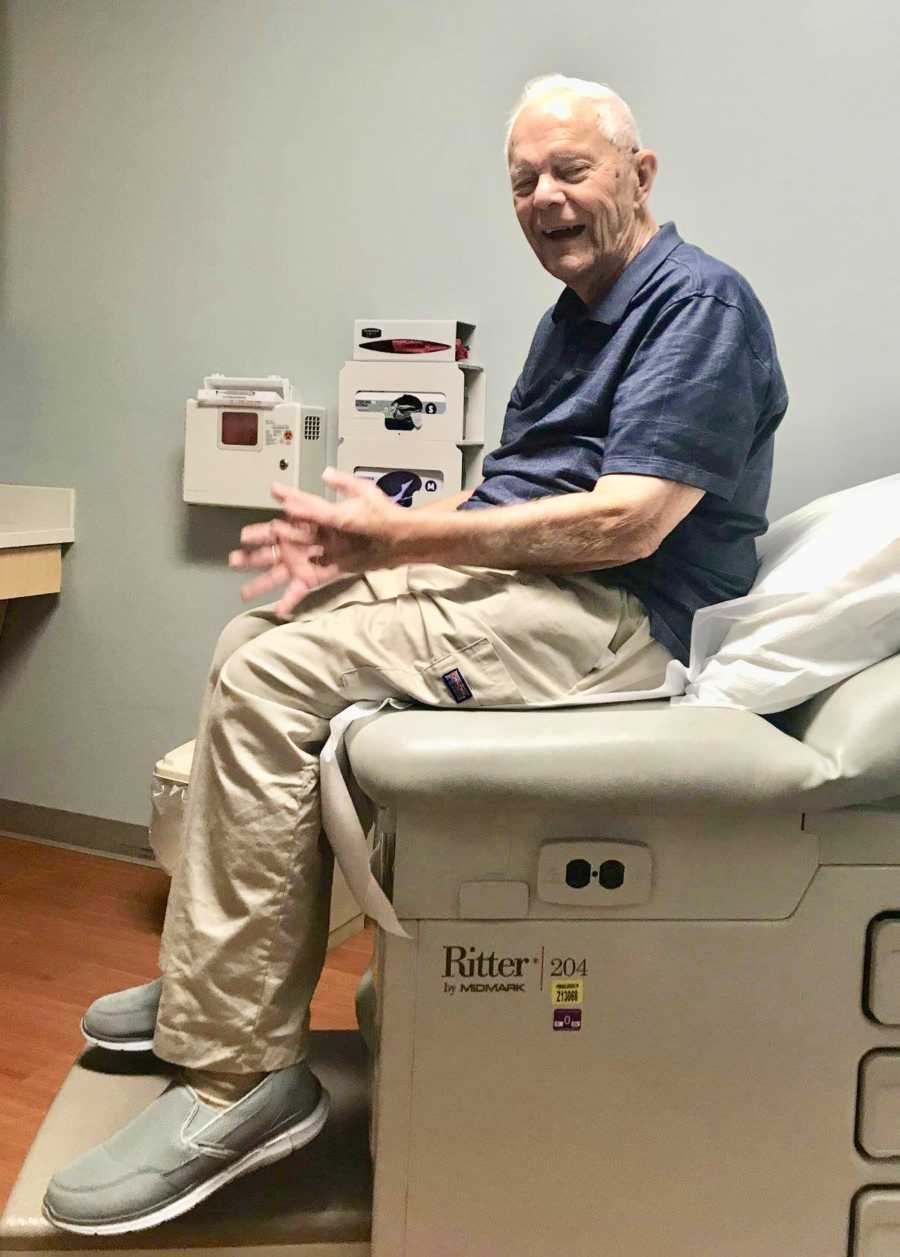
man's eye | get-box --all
[513,178,537,196]
[558,166,588,181]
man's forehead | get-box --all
[508,95,609,166]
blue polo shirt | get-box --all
[458,222,788,665]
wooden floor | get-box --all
[0,832,374,1210]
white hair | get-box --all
[505,74,642,156]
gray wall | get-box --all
[1,0,898,829]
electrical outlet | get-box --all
[537,840,653,906]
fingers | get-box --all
[271,469,385,522]
[271,481,342,526]
[231,518,321,571]
[320,468,383,499]
[272,518,317,545]
[231,473,373,611]
[273,564,342,618]
[229,547,261,571]
[229,546,326,572]
[238,563,325,604]
[236,552,341,608]
[237,563,291,601]
[273,582,307,619]
[237,519,316,550]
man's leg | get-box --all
[156,565,671,1077]
[153,566,529,1076]
[155,568,414,1075]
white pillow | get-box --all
[672,473,900,715]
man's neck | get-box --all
[573,214,659,307]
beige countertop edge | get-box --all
[0,526,75,550]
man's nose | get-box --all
[532,173,566,208]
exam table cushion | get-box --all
[676,472,900,714]
[345,650,900,815]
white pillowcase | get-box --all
[672,472,900,714]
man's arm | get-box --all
[389,473,704,570]
[230,472,703,613]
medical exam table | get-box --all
[3,651,900,1257]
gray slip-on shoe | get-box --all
[81,978,162,1051]
[42,1061,329,1235]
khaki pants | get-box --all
[154,564,672,1072]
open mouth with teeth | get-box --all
[541,225,586,240]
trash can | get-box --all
[150,740,193,876]
[149,739,365,948]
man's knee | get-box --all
[210,608,276,675]
[208,630,340,746]
[214,635,269,703]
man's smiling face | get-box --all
[508,93,654,305]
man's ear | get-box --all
[634,150,658,208]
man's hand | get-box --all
[228,469,407,618]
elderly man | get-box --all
[44,74,787,1234]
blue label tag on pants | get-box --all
[441,668,473,703]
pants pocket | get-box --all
[564,619,674,697]
[420,636,525,708]
[339,636,523,708]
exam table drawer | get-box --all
[867,918,900,1025]
[853,1189,900,1255]
[857,1052,900,1157]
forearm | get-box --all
[391,489,653,571]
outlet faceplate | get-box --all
[537,840,653,906]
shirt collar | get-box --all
[552,221,683,326]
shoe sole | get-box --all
[80,1019,155,1052]
[42,1088,331,1236]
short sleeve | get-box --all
[601,295,769,501]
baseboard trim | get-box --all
[0,798,155,862]
[327,913,366,950]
